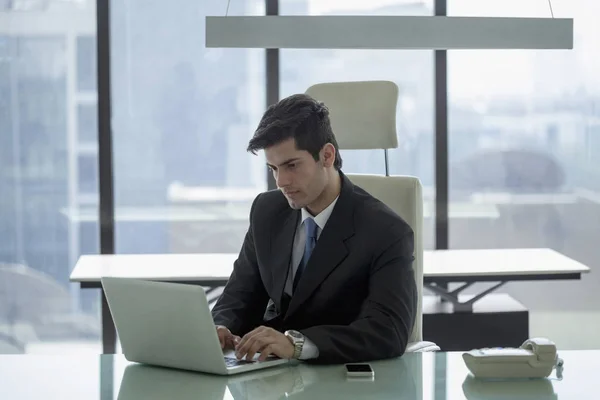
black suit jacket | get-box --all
[212,172,417,364]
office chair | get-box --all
[306,80,439,352]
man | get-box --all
[211,93,417,364]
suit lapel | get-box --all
[285,173,356,319]
[269,207,300,312]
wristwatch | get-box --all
[284,330,305,359]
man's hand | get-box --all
[235,326,295,361]
[216,325,241,351]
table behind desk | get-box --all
[69,248,590,353]
[71,248,590,287]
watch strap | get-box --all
[292,339,303,359]
[285,331,304,359]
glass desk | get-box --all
[1,350,597,399]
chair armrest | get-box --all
[406,341,441,353]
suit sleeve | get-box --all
[211,194,270,336]
[300,226,417,364]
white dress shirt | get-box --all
[285,196,339,360]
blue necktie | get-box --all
[293,217,318,292]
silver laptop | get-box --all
[101,277,288,375]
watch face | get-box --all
[287,330,302,339]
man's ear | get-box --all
[320,143,336,168]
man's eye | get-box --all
[288,163,296,169]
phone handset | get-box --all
[520,338,563,377]
[521,338,557,364]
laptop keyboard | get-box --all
[224,357,256,367]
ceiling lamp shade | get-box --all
[205,16,573,50]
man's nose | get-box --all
[276,170,291,188]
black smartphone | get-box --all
[345,363,374,378]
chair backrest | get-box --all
[306,81,424,342]
[306,80,398,150]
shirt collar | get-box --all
[301,195,339,231]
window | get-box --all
[280,0,435,249]
[0,2,100,354]
[77,154,98,195]
[448,0,600,310]
[77,35,97,92]
[110,0,266,255]
[77,104,98,144]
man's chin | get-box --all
[287,202,303,210]
[286,199,304,210]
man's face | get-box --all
[265,138,327,210]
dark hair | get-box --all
[247,93,343,170]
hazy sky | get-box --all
[311,0,565,16]
[305,0,600,100]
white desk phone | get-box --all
[463,338,563,379]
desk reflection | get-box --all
[116,355,421,400]
[462,375,558,400]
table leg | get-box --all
[0,332,25,353]
[102,289,117,354]
[424,281,507,312]
[434,352,447,400]
[100,355,114,400]
[205,286,224,305]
